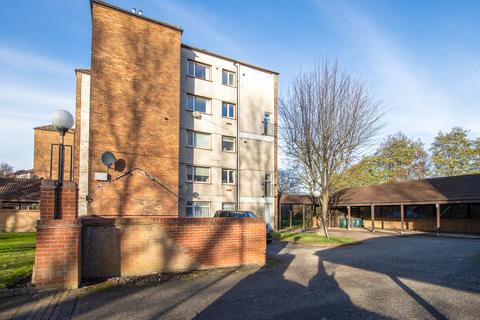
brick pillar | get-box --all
[33,180,81,289]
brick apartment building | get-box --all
[36,0,278,225]
[33,125,74,181]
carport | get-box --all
[331,174,480,234]
[279,194,317,229]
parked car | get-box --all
[214,210,273,243]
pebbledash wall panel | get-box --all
[88,2,182,216]
[81,217,266,278]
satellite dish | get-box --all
[192,192,199,198]
[192,111,202,119]
[101,151,116,168]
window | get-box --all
[222,202,236,210]
[186,201,210,217]
[222,136,235,152]
[263,112,273,136]
[187,61,211,80]
[186,130,210,149]
[222,70,236,86]
[264,173,272,197]
[222,102,235,119]
[187,95,211,113]
[186,166,210,183]
[222,169,235,184]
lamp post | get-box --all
[51,110,74,219]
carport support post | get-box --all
[436,203,440,236]
[400,204,405,234]
[347,205,351,230]
[289,210,292,228]
[302,204,305,229]
[371,204,375,232]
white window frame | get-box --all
[187,94,211,113]
[222,69,236,87]
[186,201,211,217]
[222,168,236,185]
[222,202,236,210]
[221,136,236,152]
[222,102,235,119]
[186,165,211,183]
[187,60,211,80]
[186,130,211,149]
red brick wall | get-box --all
[88,1,181,216]
[39,181,78,220]
[33,129,75,180]
[81,217,266,278]
[33,180,81,289]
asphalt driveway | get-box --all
[2,232,480,319]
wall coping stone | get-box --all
[81,216,265,226]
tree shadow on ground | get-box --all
[4,235,479,319]
[194,241,390,320]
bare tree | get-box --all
[278,166,302,194]
[279,59,384,238]
[0,162,14,177]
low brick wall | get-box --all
[33,181,81,289]
[34,219,81,289]
[0,210,39,232]
[81,217,266,278]
[363,218,480,233]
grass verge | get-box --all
[274,230,355,246]
[0,232,36,289]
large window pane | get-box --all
[186,166,193,181]
[186,201,210,217]
[187,61,210,80]
[222,71,228,85]
[195,97,208,113]
[195,63,209,79]
[222,169,235,184]
[187,95,195,111]
[222,102,235,119]
[222,202,236,210]
[187,61,195,77]
[195,132,210,148]
[222,70,235,86]
[186,131,194,147]
[194,167,210,182]
[264,173,272,197]
[222,136,235,152]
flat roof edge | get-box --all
[91,0,183,33]
[75,68,91,74]
[182,44,279,75]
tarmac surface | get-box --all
[2,231,480,319]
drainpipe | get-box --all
[235,63,240,210]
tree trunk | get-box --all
[321,192,330,239]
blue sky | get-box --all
[1,0,479,170]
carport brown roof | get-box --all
[280,194,316,205]
[332,174,480,206]
[0,178,41,201]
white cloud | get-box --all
[0,45,75,169]
[0,45,72,76]
[311,0,480,145]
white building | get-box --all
[179,45,278,225]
